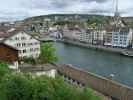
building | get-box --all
[80,28,93,43]
[0,43,18,63]
[92,28,106,45]
[80,27,106,45]
[0,29,40,59]
[0,43,18,69]
[62,26,82,40]
[112,28,133,48]
[104,30,113,46]
[20,64,57,78]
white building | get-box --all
[20,64,57,78]
[112,28,133,48]
[80,28,106,45]
[1,29,40,59]
[80,28,93,43]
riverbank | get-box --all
[57,39,133,57]
[55,64,133,100]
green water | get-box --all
[53,42,133,88]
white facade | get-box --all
[35,69,57,78]
[4,31,40,58]
[104,32,112,46]
[80,30,93,43]
[80,28,106,44]
[112,29,132,48]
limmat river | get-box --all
[53,42,133,88]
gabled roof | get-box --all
[0,27,40,42]
[0,42,18,51]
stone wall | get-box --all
[56,64,133,100]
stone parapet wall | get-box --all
[56,64,133,100]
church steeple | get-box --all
[114,0,120,17]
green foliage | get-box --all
[80,88,101,100]
[0,73,33,100]
[53,21,71,26]
[87,16,109,27]
[53,20,80,26]
[0,61,9,78]
[31,32,38,36]
[39,43,58,63]
[22,57,37,65]
[0,73,101,100]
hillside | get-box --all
[23,14,133,28]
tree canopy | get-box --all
[39,43,58,63]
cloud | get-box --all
[0,0,133,21]
[30,0,108,10]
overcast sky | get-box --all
[0,0,133,21]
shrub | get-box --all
[0,73,101,100]
[0,61,9,79]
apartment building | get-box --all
[0,29,40,59]
[104,31,113,46]
[112,28,133,48]
[80,28,93,43]
[80,27,106,45]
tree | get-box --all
[0,73,101,100]
[0,61,9,79]
[39,43,58,63]
[0,73,33,100]
[87,16,109,27]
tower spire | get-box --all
[114,0,119,17]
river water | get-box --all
[53,42,133,88]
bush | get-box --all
[0,61,9,79]
[0,73,101,100]
[22,57,37,65]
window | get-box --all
[35,42,39,45]
[30,48,33,52]
[15,37,19,40]
[16,43,21,47]
[23,49,26,53]
[21,37,26,40]
[22,43,26,47]
[29,43,32,46]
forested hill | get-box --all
[24,14,133,27]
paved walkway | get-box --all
[59,39,133,57]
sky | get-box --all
[0,0,133,21]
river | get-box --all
[53,42,133,88]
